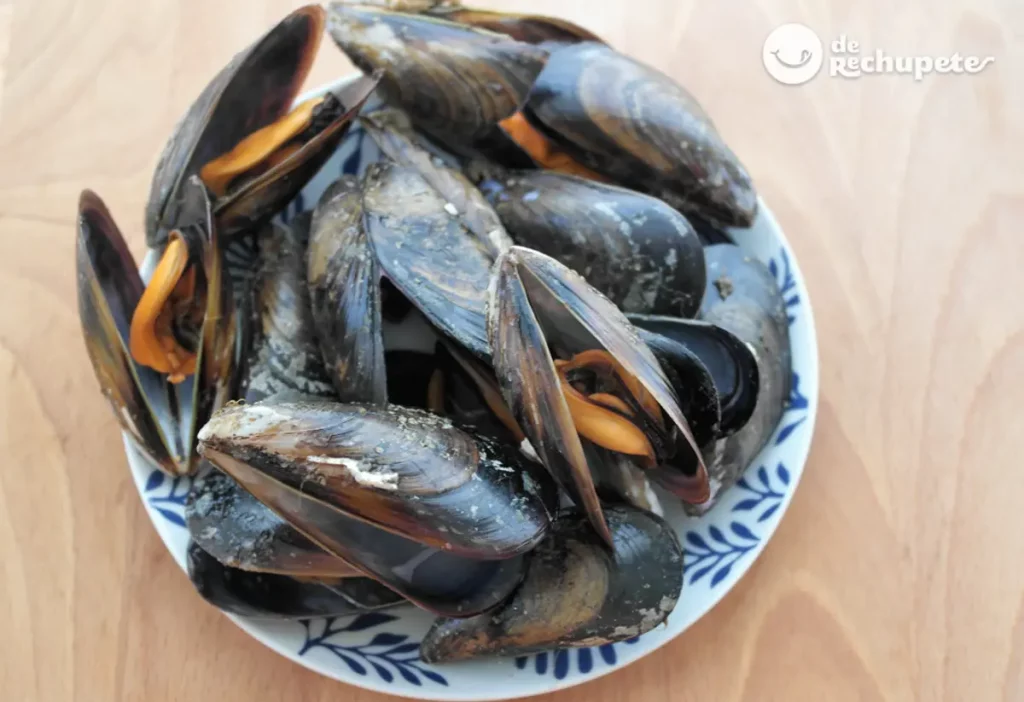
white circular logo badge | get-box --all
[762,24,823,85]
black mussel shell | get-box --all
[327,5,549,150]
[77,191,184,474]
[187,541,404,619]
[362,162,493,359]
[198,401,557,559]
[420,506,683,662]
[630,314,758,438]
[187,467,357,578]
[307,176,388,404]
[361,108,512,257]
[213,75,380,237]
[199,439,529,617]
[524,42,757,228]
[481,171,706,317]
[696,245,791,511]
[242,215,335,403]
[146,6,324,245]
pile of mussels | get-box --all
[76,3,791,663]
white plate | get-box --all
[125,76,819,701]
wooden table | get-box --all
[2,0,1021,699]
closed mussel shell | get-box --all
[197,401,557,559]
[481,171,706,317]
[242,214,336,402]
[327,4,549,148]
[524,42,757,228]
[420,506,683,662]
[308,176,388,404]
[201,439,530,617]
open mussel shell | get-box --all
[523,42,757,228]
[420,506,683,662]
[696,245,791,510]
[198,401,557,559]
[489,246,710,543]
[199,436,529,617]
[481,171,706,317]
[177,178,245,473]
[77,191,184,474]
[326,4,549,149]
[214,74,381,236]
[146,5,324,245]
[187,467,357,578]
[360,108,512,257]
[630,314,758,438]
[242,214,335,402]
[362,162,494,358]
[186,541,404,619]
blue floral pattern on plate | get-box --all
[299,614,448,687]
[143,470,191,528]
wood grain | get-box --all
[0,0,1021,700]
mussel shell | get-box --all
[242,215,335,403]
[198,401,557,559]
[307,176,388,404]
[630,314,758,438]
[436,342,522,445]
[481,171,706,317]
[200,441,528,617]
[360,108,512,257]
[420,506,683,662]
[326,5,549,147]
[146,5,324,245]
[362,162,493,359]
[186,541,404,619]
[187,467,357,578]
[214,75,381,237]
[178,177,245,473]
[696,245,791,510]
[632,327,721,447]
[524,42,757,228]
[490,246,710,518]
[429,7,604,46]
[77,191,184,473]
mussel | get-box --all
[77,180,241,475]
[520,42,757,228]
[480,170,706,318]
[198,401,555,557]
[146,5,378,245]
[186,541,404,619]
[198,400,558,616]
[420,506,683,662]
[242,214,336,401]
[692,245,791,509]
[489,245,710,543]
[327,5,549,155]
